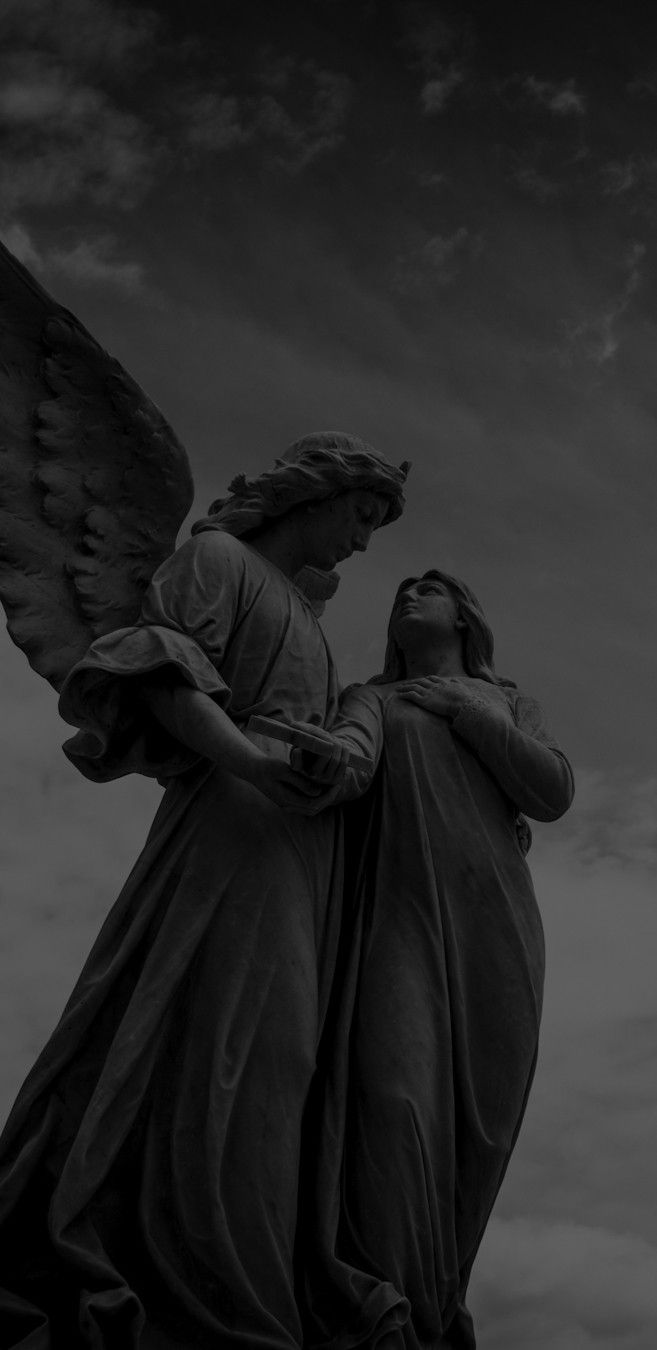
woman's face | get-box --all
[389,576,462,649]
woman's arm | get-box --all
[330,684,385,772]
[286,684,385,805]
[451,694,573,821]
[399,677,574,821]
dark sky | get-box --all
[1,3,657,1345]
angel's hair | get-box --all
[374,569,516,688]
[192,431,410,539]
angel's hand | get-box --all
[286,722,352,786]
[396,676,478,720]
[249,756,338,814]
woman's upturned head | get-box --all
[382,569,499,683]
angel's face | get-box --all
[301,489,388,570]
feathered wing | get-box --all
[0,241,194,690]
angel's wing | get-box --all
[0,240,194,690]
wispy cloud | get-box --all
[0,48,156,215]
[181,60,352,172]
[0,0,158,75]
[513,164,562,201]
[602,153,657,199]
[420,66,465,113]
[416,170,449,189]
[400,2,468,114]
[523,75,587,116]
[562,241,646,366]
[401,3,458,69]
[1,221,145,294]
[472,1216,657,1349]
[394,226,477,292]
[628,72,657,98]
[547,767,657,868]
[184,92,251,152]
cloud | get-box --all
[546,767,657,868]
[527,816,657,1040]
[471,1216,657,1349]
[0,221,41,271]
[0,50,156,214]
[0,221,145,293]
[420,66,464,113]
[602,154,657,199]
[185,93,251,152]
[416,170,449,189]
[181,61,352,172]
[523,75,587,116]
[0,0,158,75]
[562,241,646,366]
[511,1009,657,1246]
[401,4,458,72]
[48,238,145,292]
[512,164,562,201]
[255,66,352,171]
[394,226,475,292]
[0,0,164,216]
[628,73,657,98]
[399,3,468,114]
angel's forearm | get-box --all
[142,682,259,781]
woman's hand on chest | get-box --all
[396,676,499,722]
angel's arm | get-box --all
[139,679,329,811]
[58,533,240,782]
[142,680,264,780]
[58,531,333,807]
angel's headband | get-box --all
[192,431,410,539]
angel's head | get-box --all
[199,432,410,561]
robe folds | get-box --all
[0,528,357,1350]
[302,679,574,1350]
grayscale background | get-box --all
[1,3,656,1344]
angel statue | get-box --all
[0,239,409,1349]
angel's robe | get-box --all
[0,527,350,1350]
[301,679,574,1349]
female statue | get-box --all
[0,242,411,1346]
[300,570,574,1349]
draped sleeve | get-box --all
[452,688,575,821]
[326,683,385,801]
[58,533,242,783]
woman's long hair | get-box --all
[375,569,516,688]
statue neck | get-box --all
[401,641,467,680]
[246,518,307,578]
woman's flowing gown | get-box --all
[0,527,348,1350]
[304,679,574,1350]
